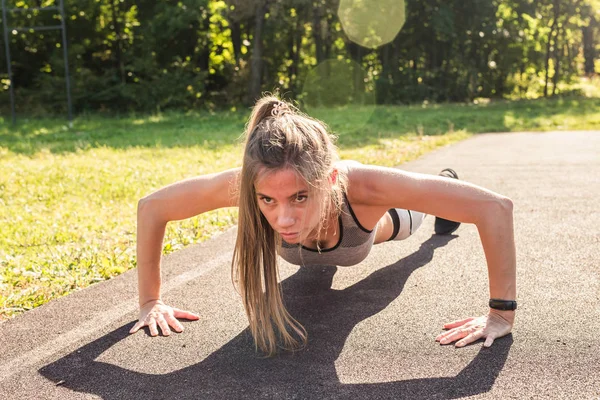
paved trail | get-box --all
[1,131,598,399]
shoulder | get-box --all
[334,160,405,206]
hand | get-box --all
[435,310,514,348]
[129,299,200,337]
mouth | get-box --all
[279,232,299,240]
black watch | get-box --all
[489,298,517,311]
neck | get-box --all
[306,206,340,248]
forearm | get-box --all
[136,198,167,307]
[475,198,517,303]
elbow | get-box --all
[499,196,514,214]
[478,196,513,226]
[137,195,162,223]
[137,196,151,214]
[491,195,514,218]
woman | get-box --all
[130,96,516,357]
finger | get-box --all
[436,326,468,342]
[484,334,496,347]
[172,308,200,321]
[456,330,485,347]
[129,320,144,334]
[148,319,159,337]
[436,327,460,342]
[157,316,172,336]
[439,327,474,345]
[165,314,185,333]
[443,317,476,330]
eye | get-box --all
[295,195,307,203]
[259,196,273,205]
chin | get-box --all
[281,235,300,243]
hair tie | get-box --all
[271,101,290,117]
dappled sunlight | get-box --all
[0,147,10,159]
[339,131,470,166]
[577,77,600,98]
[2,99,600,320]
[32,127,51,136]
[130,115,169,125]
[0,113,245,155]
[0,143,243,321]
[502,112,521,130]
[2,100,599,156]
[148,115,164,123]
[301,59,377,132]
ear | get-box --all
[329,168,338,185]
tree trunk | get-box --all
[197,13,210,73]
[566,41,572,76]
[377,42,392,103]
[313,1,325,64]
[346,41,365,93]
[249,1,267,103]
[324,12,334,60]
[519,62,526,98]
[582,15,596,75]
[543,7,557,98]
[230,20,242,68]
[392,35,401,84]
[379,43,391,81]
[288,14,299,94]
[552,14,562,96]
[110,0,126,84]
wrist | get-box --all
[489,308,516,325]
[140,298,162,308]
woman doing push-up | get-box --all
[130,95,517,357]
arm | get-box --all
[348,164,516,346]
[130,167,240,336]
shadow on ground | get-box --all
[39,235,512,399]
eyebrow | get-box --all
[255,190,309,199]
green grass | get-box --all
[1,96,600,320]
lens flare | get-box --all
[338,0,406,49]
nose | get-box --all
[277,206,295,229]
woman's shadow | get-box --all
[40,235,512,399]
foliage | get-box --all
[0,0,598,115]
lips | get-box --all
[280,232,299,239]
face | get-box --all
[254,168,324,243]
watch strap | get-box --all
[489,298,517,311]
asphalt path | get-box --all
[1,130,599,399]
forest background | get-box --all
[1,0,599,115]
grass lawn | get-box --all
[1,96,600,320]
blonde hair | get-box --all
[231,94,347,356]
